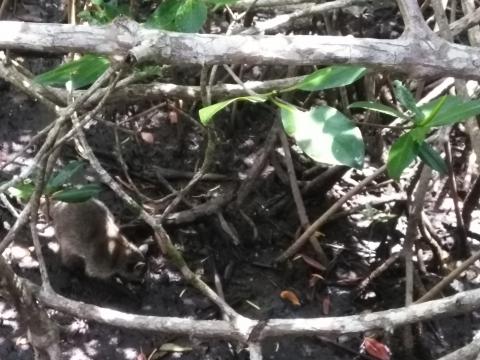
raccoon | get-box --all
[46,198,146,282]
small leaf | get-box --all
[199,95,267,125]
[361,337,391,360]
[280,290,301,306]
[393,80,423,121]
[7,182,35,201]
[279,105,365,169]
[417,142,447,174]
[146,0,207,33]
[51,184,102,203]
[46,161,85,194]
[387,133,418,179]
[35,55,110,89]
[288,65,366,92]
[349,101,408,119]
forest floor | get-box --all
[1,1,480,360]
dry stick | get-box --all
[415,246,480,303]
[114,119,154,203]
[29,152,54,292]
[275,165,387,262]
[403,166,431,352]
[0,202,31,253]
[238,0,371,34]
[355,251,404,294]
[0,256,60,359]
[236,121,280,206]
[278,123,328,265]
[0,67,116,196]
[24,275,480,342]
[0,122,54,171]
[444,139,469,257]
[70,116,239,320]
[397,0,434,34]
[0,193,19,217]
[436,335,480,360]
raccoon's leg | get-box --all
[59,246,85,273]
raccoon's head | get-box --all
[114,238,147,282]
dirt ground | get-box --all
[1,1,480,360]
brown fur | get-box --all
[47,199,146,281]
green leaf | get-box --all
[393,80,423,121]
[51,184,102,203]
[349,101,408,119]
[280,105,365,169]
[146,0,207,33]
[417,142,447,174]
[418,95,447,127]
[7,182,35,201]
[199,95,267,125]
[46,161,85,194]
[387,133,419,179]
[423,98,480,127]
[287,65,366,92]
[34,55,110,89]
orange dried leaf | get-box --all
[361,337,391,360]
[280,290,301,306]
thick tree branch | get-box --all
[1,21,480,80]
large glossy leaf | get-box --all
[393,80,423,121]
[387,133,418,179]
[199,95,267,125]
[423,98,480,127]
[280,105,364,169]
[51,184,102,203]
[349,101,408,119]
[46,161,85,194]
[34,55,110,89]
[146,0,207,33]
[417,141,447,174]
[288,66,366,92]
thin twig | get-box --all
[276,165,387,262]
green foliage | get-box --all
[357,82,480,179]
[146,0,208,33]
[392,80,423,121]
[34,55,110,89]
[199,65,367,168]
[7,161,102,203]
[46,161,85,193]
[286,66,366,92]
[280,105,364,169]
[349,101,408,119]
[51,184,103,203]
[199,95,268,125]
[387,133,418,179]
[417,141,448,174]
[7,181,35,201]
